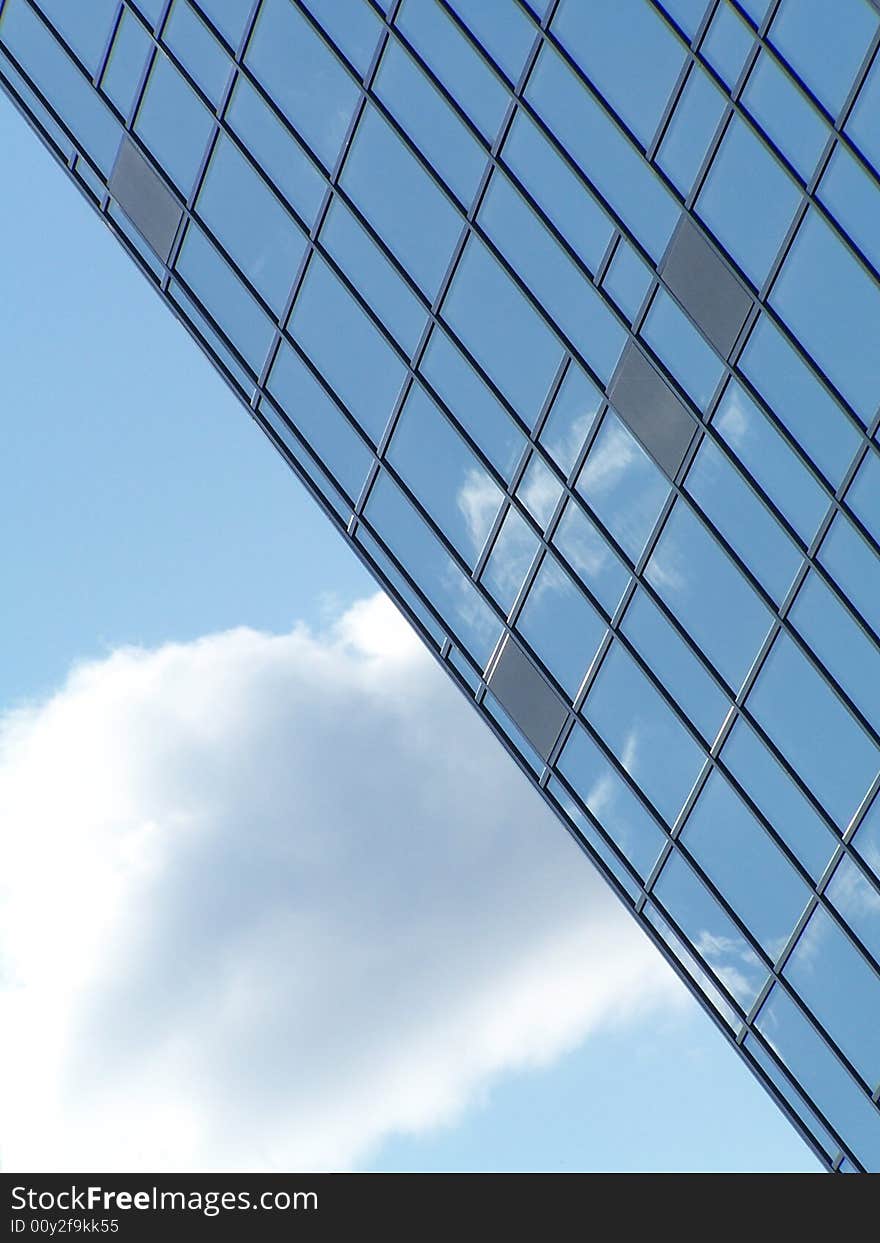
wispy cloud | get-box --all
[0,594,682,1172]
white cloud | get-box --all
[0,594,682,1172]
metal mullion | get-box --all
[92,2,124,88]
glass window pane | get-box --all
[374,38,486,207]
[641,287,724,410]
[845,450,880,548]
[846,51,880,168]
[32,0,118,74]
[756,985,880,1171]
[683,770,811,958]
[539,363,603,478]
[397,0,509,142]
[419,327,526,481]
[307,0,381,76]
[135,52,214,196]
[742,49,829,183]
[622,587,730,744]
[196,134,307,313]
[722,717,837,882]
[501,110,615,275]
[586,641,704,825]
[479,171,626,385]
[657,64,726,199]
[289,255,406,444]
[771,209,880,426]
[481,506,539,615]
[552,0,686,148]
[193,0,252,48]
[100,8,151,120]
[548,779,642,903]
[165,0,230,105]
[826,854,880,970]
[700,1,754,89]
[819,512,880,638]
[442,235,563,424]
[739,314,859,487]
[341,105,462,299]
[696,116,801,287]
[387,385,504,568]
[646,500,774,690]
[785,905,880,1089]
[558,724,666,881]
[577,411,671,564]
[747,633,880,830]
[685,437,802,603]
[769,0,878,118]
[711,378,829,547]
[320,196,428,357]
[364,472,501,666]
[817,143,880,277]
[552,498,631,618]
[516,553,606,697]
[266,341,373,503]
[246,0,358,170]
[447,0,535,85]
[526,44,681,261]
[602,238,653,325]
[653,851,767,1010]
[225,76,325,229]
[518,455,562,533]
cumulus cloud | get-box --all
[0,594,682,1172]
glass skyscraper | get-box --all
[2,0,879,1172]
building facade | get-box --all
[2,0,880,1171]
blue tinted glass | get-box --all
[700,1,754,89]
[552,0,686,148]
[817,143,880,275]
[819,513,880,637]
[246,0,358,170]
[526,44,681,261]
[686,437,802,603]
[320,197,427,357]
[518,455,562,532]
[197,135,307,313]
[101,8,151,120]
[791,571,880,737]
[603,239,653,325]
[290,255,405,445]
[502,110,615,275]
[387,385,504,567]
[854,800,880,884]
[419,327,526,481]
[32,0,118,74]
[641,287,724,410]
[267,342,372,503]
[375,38,486,207]
[622,588,729,744]
[771,209,880,426]
[846,450,880,548]
[739,315,860,486]
[553,498,630,617]
[756,986,880,1169]
[135,53,214,196]
[480,171,626,384]
[654,851,767,1009]
[586,642,704,826]
[481,507,539,614]
[559,724,666,881]
[539,364,603,478]
[646,501,773,690]
[193,0,252,48]
[341,105,462,299]
[658,65,726,198]
[769,0,878,118]
[683,770,810,958]
[442,236,562,424]
[225,77,325,228]
[397,0,509,141]
[577,411,670,563]
[365,472,501,666]
[446,0,535,85]
[846,52,880,168]
[307,0,381,76]
[748,633,880,830]
[742,49,829,182]
[697,116,801,287]
[826,847,880,970]
[516,554,606,697]
[165,0,230,105]
[722,718,837,881]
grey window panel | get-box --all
[108,137,183,263]
[486,633,568,761]
[609,341,698,479]
[660,216,753,358]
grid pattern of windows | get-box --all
[2,0,880,1171]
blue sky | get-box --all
[0,90,817,1173]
